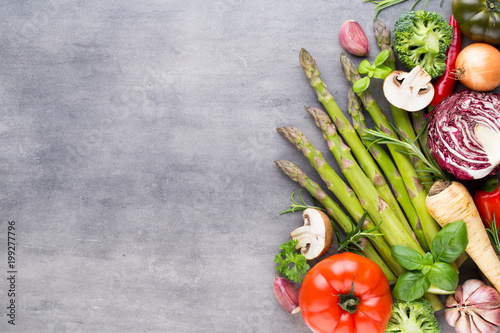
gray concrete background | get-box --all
[0,0,499,332]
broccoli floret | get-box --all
[385,298,440,333]
[393,10,452,78]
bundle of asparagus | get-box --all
[274,20,444,307]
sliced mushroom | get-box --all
[290,208,333,260]
[383,65,435,112]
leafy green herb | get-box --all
[364,124,450,182]
[391,220,467,301]
[486,214,500,254]
[431,220,469,263]
[392,271,430,302]
[390,245,424,271]
[363,0,444,19]
[332,211,382,255]
[279,189,325,215]
[274,239,310,283]
[427,262,458,292]
[353,50,392,93]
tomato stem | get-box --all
[337,276,360,314]
[485,0,500,26]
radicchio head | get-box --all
[427,90,500,180]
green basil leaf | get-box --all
[391,245,424,271]
[427,262,459,291]
[372,65,392,79]
[392,271,430,302]
[373,50,391,67]
[352,76,370,93]
[423,252,434,266]
[358,60,372,74]
[431,220,468,263]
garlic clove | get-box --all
[471,307,500,327]
[338,20,369,57]
[468,309,499,333]
[273,274,300,314]
[462,279,489,303]
[468,285,500,306]
[444,296,461,326]
[454,314,473,333]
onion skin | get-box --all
[427,90,500,180]
[445,279,500,333]
[455,43,500,92]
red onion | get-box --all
[427,90,500,180]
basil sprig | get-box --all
[352,50,393,93]
[392,220,468,302]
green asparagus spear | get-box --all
[277,126,424,255]
[274,159,399,280]
[303,109,425,253]
[373,19,434,190]
[340,53,441,249]
[299,48,408,227]
[348,88,429,251]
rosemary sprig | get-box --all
[333,212,383,255]
[279,189,325,215]
[486,214,500,254]
[363,0,443,19]
[364,124,450,181]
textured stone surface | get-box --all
[0,1,497,332]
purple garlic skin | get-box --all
[445,279,500,333]
[273,274,300,314]
[338,20,370,57]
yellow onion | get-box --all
[455,43,500,92]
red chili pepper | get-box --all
[473,178,500,229]
[430,14,462,107]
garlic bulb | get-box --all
[445,279,500,333]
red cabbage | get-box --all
[427,89,500,180]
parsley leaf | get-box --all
[274,239,310,283]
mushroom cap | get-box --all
[383,65,435,112]
[290,208,333,260]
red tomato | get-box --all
[298,252,392,333]
[474,179,500,229]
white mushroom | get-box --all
[290,208,333,260]
[383,65,435,112]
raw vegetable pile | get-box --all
[272,1,500,333]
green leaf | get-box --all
[373,50,391,67]
[392,271,430,302]
[391,245,424,271]
[431,220,468,263]
[372,65,392,79]
[358,60,372,74]
[427,262,459,291]
[423,252,434,265]
[274,239,310,283]
[352,76,370,93]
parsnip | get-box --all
[426,180,500,292]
